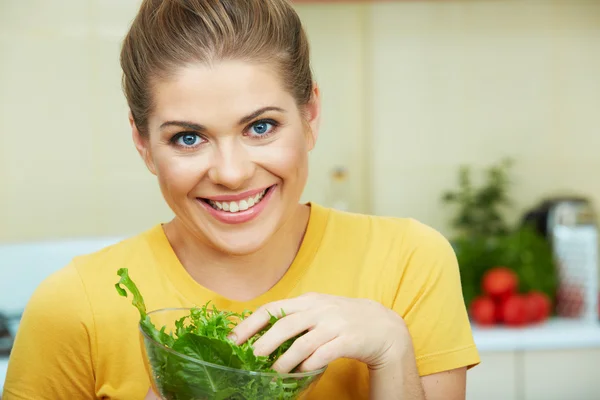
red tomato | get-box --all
[482,267,519,300]
[499,294,528,327]
[494,297,507,323]
[469,296,497,326]
[524,291,552,323]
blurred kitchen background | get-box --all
[1,0,599,399]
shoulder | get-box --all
[394,217,457,264]
[5,261,99,398]
[2,228,160,399]
[58,225,169,296]
[25,225,161,317]
[72,225,159,270]
[24,260,93,325]
[317,203,454,256]
[313,204,458,293]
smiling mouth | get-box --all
[200,186,274,213]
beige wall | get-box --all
[0,0,167,241]
[1,0,599,241]
[0,1,370,241]
[294,4,371,215]
[368,0,600,236]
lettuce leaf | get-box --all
[116,268,175,347]
[116,268,318,399]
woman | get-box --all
[3,0,479,399]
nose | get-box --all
[207,140,255,190]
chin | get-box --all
[200,208,285,255]
[210,232,273,256]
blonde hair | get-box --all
[120,0,313,135]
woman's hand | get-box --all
[144,388,160,400]
[229,293,411,373]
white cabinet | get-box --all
[468,321,600,400]
[466,352,518,400]
[522,348,600,400]
[467,348,600,400]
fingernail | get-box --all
[227,333,237,343]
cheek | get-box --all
[253,128,309,179]
[153,151,208,195]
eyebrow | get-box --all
[159,106,286,131]
[238,106,285,125]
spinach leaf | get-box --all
[115,268,174,347]
[116,268,321,399]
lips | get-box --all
[206,188,268,213]
[196,185,277,224]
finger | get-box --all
[144,388,161,400]
[296,336,347,372]
[230,297,316,344]
[252,310,317,357]
[271,327,338,373]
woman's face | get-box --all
[132,60,320,255]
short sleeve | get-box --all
[3,262,96,399]
[392,221,480,377]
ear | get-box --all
[130,112,157,175]
[304,84,321,151]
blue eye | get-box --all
[176,133,201,147]
[250,121,273,136]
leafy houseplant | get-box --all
[441,159,558,308]
[441,158,513,238]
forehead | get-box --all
[149,60,293,124]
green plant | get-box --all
[442,159,558,308]
[442,158,513,238]
[116,269,316,400]
[452,228,557,307]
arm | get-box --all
[369,346,467,400]
[2,264,96,400]
[387,221,479,399]
[368,322,466,400]
[369,333,426,400]
[230,222,478,399]
[369,332,467,400]
[421,367,467,400]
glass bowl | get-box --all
[139,308,327,400]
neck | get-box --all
[163,204,311,302]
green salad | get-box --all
[115,268,321,400]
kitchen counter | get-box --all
[472,317,600,352]
[468,318,600,400]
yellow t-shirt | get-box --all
[3,203,479,400]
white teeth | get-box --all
[207,188,269,213]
